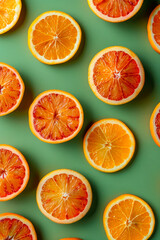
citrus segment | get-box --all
[36,169,92,224]
[83,119,135,172]
[150,103,160,147]
[88,47,145,105]
[28,11,81,64]
[29,90,83,144]
[103,194,155,240]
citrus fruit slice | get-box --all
[36,169,92,224]
[0,213,37,239]
[148,5,160,54]
[88,46,145,105]
[150,103,160,147]
[0,0,22,34]
[103,194,155,240]
[28,11,81,64]
[60,238,82,240]
[87,0,144,22]
[0,62,25,116]
[0,145,29,201]
[29,90,84,144]
[83,119,135,173]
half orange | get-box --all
[150,103,160,147]
[29,90,83,144]
[36,169,92,224]
[28,11,81,64]
[103,194,155,240]
[88,46,145,105]
[83,119,135,172]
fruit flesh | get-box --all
[152,9,160,47]
[155,109,160,140]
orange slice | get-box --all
[0,0,22,34]
[103,194,155,240]
[0,144,29,201]
[148,5,160,54]
[87,0,144,22]
[28,11,81,64]
[83,119,135,173]
[29,90,84,144]
[88,46,145,105]
[0,62,25,116]
[0,213,37,239]
[60,239,82,240]
[36,169,92,224]
[150,103,160,147]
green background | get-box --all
[0,0,160,239]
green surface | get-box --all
[0,0,160,239]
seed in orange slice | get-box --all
[150,103,160,147]
[29,90,84,144]
[0,0,22,34]
[0,213,37,239]
[28,11,81,65]
[148,5,160,54]
[83,119,135,173]
[103,194,155,240]
[0,144,29,201]
[0,62,25,116]
[36,169,92,224]
[87,0,144,22]
[88,46,145,105]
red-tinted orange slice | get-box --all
[150,103,160,147]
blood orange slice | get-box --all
[148,5,160,54]
[60,238,82,240]
[0,213,37,239]
[29,90,84,144]
[87,0,144,22]
[88,46,145,105]
[0,145,29,201]
[150,103,160,147]
[0,63,25,116]
[36,169,92,224]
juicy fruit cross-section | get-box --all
[150,103,160,147]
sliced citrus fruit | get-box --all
[88,46,145,105]
[0,145,29,201]
[103,194,155,240]
[60,238,82,240]
[36,169,92,224]
[87,0,144,22]
[0,62,25,116]
[83,119,135,172]
[29,90,84,144]
[28,11,81,64]
[148,5,160,54]
[0,0,22,34]
[0,213,37,239]
[150,103,160,147]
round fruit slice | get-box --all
[87,0,144,22]
[83,119,135,172]
[0,0,22,34]
[150,103,160,147]
[0,213,37,239]
[60,238,82,240]
[0,145,29,201]
[103,194,155,240]
[88,46,145,105]
[0,63,25,116]
[148,5,160,54]
[29,90,84,144]
[28,11,81,64]
[36,169,92,224]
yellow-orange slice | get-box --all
[0,62,25,116]
[29,90,84,144]
[83,119,135,172]
[36,169,92,224]
[0,144,29,201]
[150,103,160,147]
[28,11,81,64]
[0,213,37,239]
[87,0,144,22]
[148,5,160,54]
[88,46,145,105]
[103,194,155,240]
